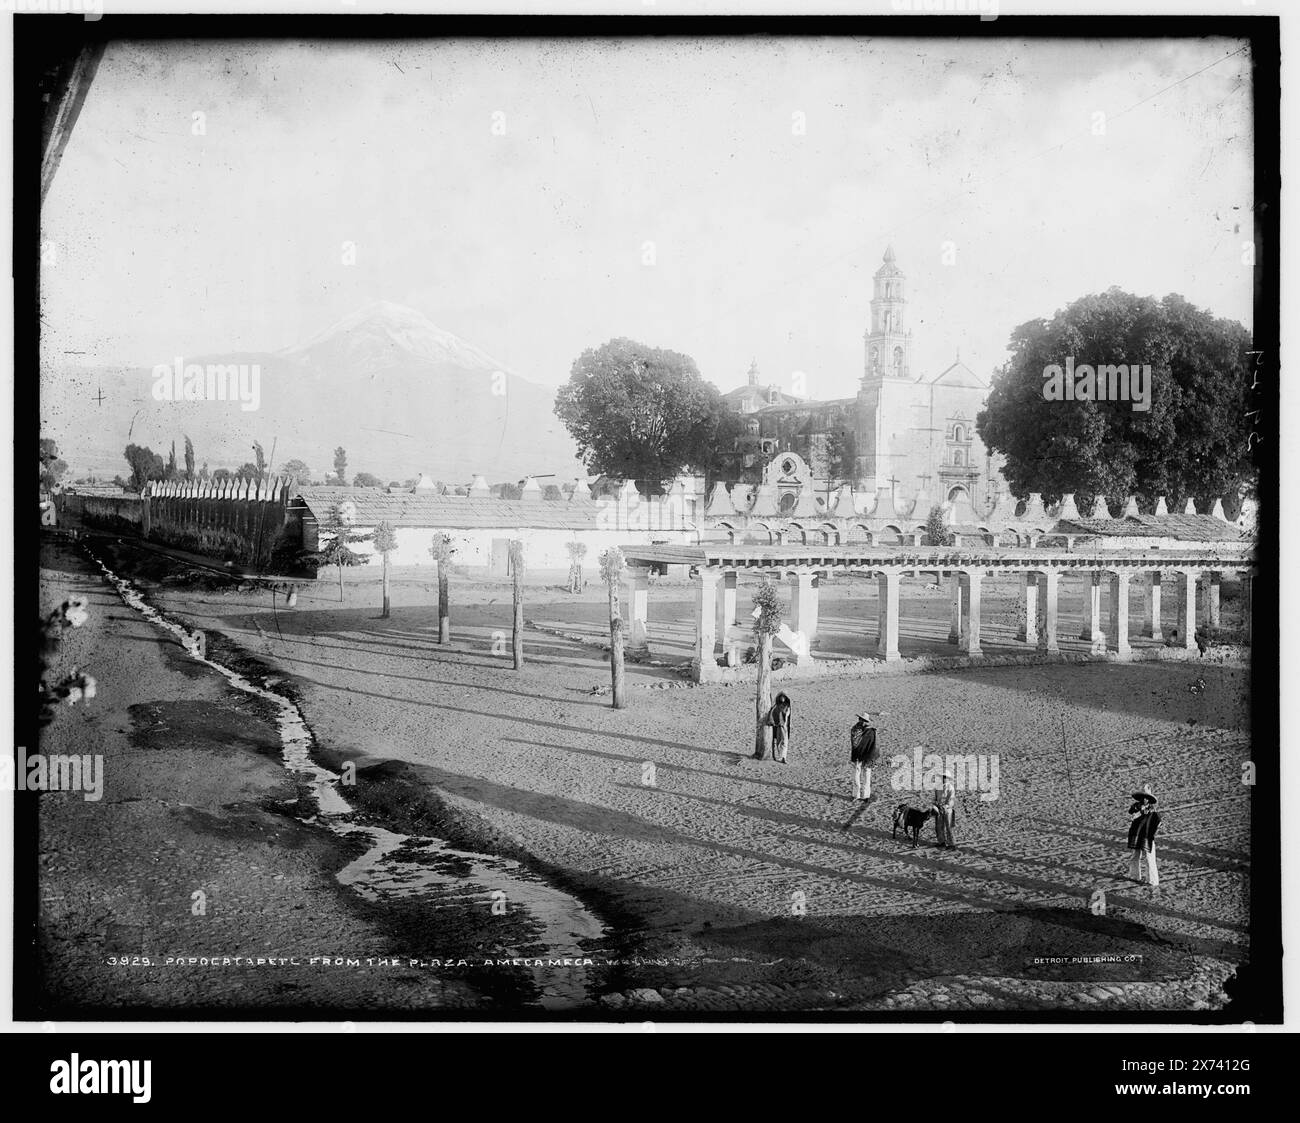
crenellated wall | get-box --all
[144,477,296,565]
[58,478,298,567]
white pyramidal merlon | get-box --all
[91,553,605,1009]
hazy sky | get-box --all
[41,34,1253,402]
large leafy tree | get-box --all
[280,459,311,490]
[555,338,740,484]
[123,444,165,493]
[976,289,1254,512]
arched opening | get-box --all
[848,523,873,544]
[778,492,798,515]
[947,486,969,503]
[953,424,964,442]
[820,523,840,545]
[879,524,904,545]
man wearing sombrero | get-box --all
[849,712,879,801]
[1127,783,1161,887]
[933,769,957,849]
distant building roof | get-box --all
[296,487,600,530]
[1054,515,1245,542]
[723,384,804,409]
[756,396,856,415]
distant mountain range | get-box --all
[40,301,585,485]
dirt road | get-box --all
[34,536,1254,1015]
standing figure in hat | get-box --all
[850,712,879,801]
[1127,783,1161,886]
[933,769,957,849]
[764,691,793,764]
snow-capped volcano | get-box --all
[282,301,508,375]
[42,303,583,484]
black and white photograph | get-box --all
[12,2,1288,1063]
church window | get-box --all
[953,424,964,442]
[893,346,904,373]
[952,448,964,466]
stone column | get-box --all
[959,571,983,656]
[624,568,651,657]
[1108,572,1132,660]
[1207,572,1221,627]
[714,570,739,666]
[876,571,902,661]
[1036,571,1060,652]
[1175,571,1197,650]
[1081,571,1106,652]
[692,568,720,679]
[1142,572,1163,640]
[1017,573,1038,643]
[789,571,820,649]
[948,572,963,645]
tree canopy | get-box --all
[976,289,1254,512]
[280,459,311,489]
[554,337,742,484]
[123,444,165,492]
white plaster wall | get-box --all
[346,526,700,570]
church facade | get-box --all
[728,247,1006,518]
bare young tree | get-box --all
[310,502,372,602]
[599,547,626,709]
[429,533,456,643]
[509,538,525,669]
[373,520,398,618]
[565,539,588,594]
[752,581,782,759]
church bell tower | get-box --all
[864,245,911,382]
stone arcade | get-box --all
[616,541,1255,683]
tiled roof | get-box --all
[756,396,855,414]
[1054,515,1245,542]
[296,487,600,530]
